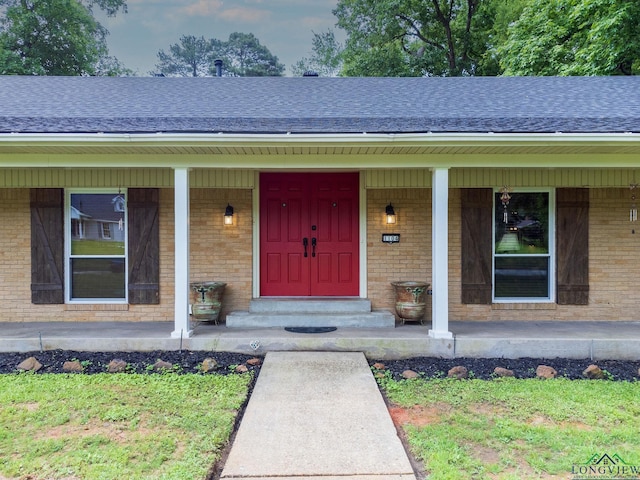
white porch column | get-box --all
[172,167,192,338]
[430,167,453,339]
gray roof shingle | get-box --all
[1,75,639,134]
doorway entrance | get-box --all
[260,172,360,296]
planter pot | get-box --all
[190,282,226,323]
[391,281,429,324]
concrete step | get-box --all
[225,310,395,328]
[249,298,372,314]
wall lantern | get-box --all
[224,204,234,225]
[385,203,397,224]
[630,184,638,222]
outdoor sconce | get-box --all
[224,204,234,226]
[385,203,397,224]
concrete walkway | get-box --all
[221,351,416,480]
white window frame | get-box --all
[65,189,128,304]
[492,187,555,303]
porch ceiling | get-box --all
[1,133,640,168]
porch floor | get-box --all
[2,320,639,360]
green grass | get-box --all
[72,239,125,255]
[380,376,640,479]
[0,373,252,480]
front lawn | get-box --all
[0,373,252,480]
[380,376,640,479]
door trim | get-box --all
[252,171,367,299]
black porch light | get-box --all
[385,203,396,224]
[224,204,234,226]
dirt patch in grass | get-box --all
[388,403,449,427]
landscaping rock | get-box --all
[201,357,219,373]
[235,364,249,373]
[62,360,83,373]
[107,359,128,373]
[17,357,42,372]
[246,358,262,366]
[493,367,515,377]
[536,365,557,379]
[448,366,468,379]
[152,359,174,372]
[583,364,605,379]
[372,362,386,370]
[401,369,419,379]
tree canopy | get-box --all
[154,32,284,77]
[291,30,344,77]
[295,0,639,77]
[498,0,640,76]
[332,0,491,77]
[0,0,129,76]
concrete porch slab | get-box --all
[0,320,638,360]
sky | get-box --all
[96,0,340,76]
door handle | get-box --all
[311,237,317,257]
[303,237,308,257]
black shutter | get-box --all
[556,188,589,305]
[461,188,493,304]
[128,188,160,304]
[31,189,64,304]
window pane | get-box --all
[495,257,549,298]
[495,192,548,254]
[71,258,126,299]
[70,193,125,256]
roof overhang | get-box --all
[1,132,640,169]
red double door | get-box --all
[260,173,360,296]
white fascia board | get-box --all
[1,131,640,147]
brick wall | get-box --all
[0,188,252,323]
[448,188,640,321]
[2,186,638,323]
[367,189,431,312]
[189,189,253,318]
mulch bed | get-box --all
[1,350,639,381]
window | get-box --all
[493,190,554,301]
[66,191,127,301]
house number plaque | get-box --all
[382,233,400,244]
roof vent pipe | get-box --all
[214,59,223,77]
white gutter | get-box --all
[1,131,640,146]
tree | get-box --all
[217,32,284,77]
[0,0,128,76]
[332,0,493,77]
[155,35,218,77]
[291,30,344,77]
[499,0,640,76]
[155,32,284,77]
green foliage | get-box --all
[499,0,640,76]
[155,35,217,77]
[0,0,129,76]
[0,373,251,479]
[292,29,344,77]
[332,0,495,76]
[221,32,285,77]
[155,32,284,77]
[381,377,640,478]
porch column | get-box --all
[172,167,192,338]
[430,167,453,339]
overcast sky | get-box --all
[96,0,340,76]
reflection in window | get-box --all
[68,192,126,301]
[494,191,552,301]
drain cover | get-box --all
[284,326,337,334]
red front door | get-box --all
[260,173,360,296]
